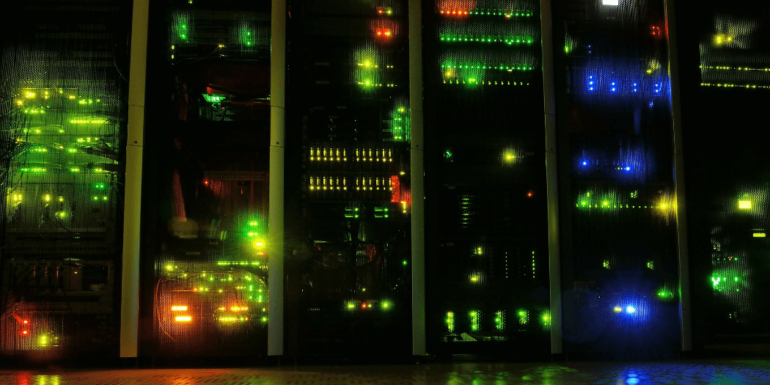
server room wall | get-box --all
[3,0,769,362]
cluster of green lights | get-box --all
[701,83,770,89]
[203,94,226,103]
[374,207,390,219]
[91,195,109,201]
[470,311,479,331]
[344,207,360,219]
[241,27,255,47]
[390,106,410,142]
[22,108,46,114]
[218,316,249,323]
[701,65,770,72]
[442,63,534,71]
[711,275,743,292]
[446,312,455,332]
[439,34,534,45]
[542,312,551,327]
[494,311,504,331]
[657,290,675,301]
[438,9,534,18]
[518,310,528,325]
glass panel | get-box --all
[141,0,271,357]
[286,0,412,355]
[685,1,770,345]
[1,0,131,358]
[424,0,550,354]
[554,0,680,359]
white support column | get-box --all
[408,0,426,356]
[664,0,692,353]
[268,0,286,357]
[120,0,150,358]
[540,0,563,355]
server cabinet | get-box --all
[552,0,681,359]
[139,0,271,357]
[285,0,412,356]
[0,0,132,359]
[679,1,770,348]
[423,0,551,355]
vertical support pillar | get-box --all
[268,0,286,357]
[408,0,426,356]
[540,0,563,355]
[120,0,150,358]
[664,0,691,353]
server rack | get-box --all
[0,0,132,359]
[285,0,413,357]
[139,0,272,358]
[552,0,681,359]
[679,1,770,348]
[423,0,551,355]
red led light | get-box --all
[376,28,392,38]
[21,330,29,336]
[22,320,28,324]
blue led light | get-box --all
[625,166,630,171]
[582,161,587,166]
[626,306,636,314]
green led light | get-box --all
[381,301,392,310]
[347,302,355,310]
[470,311,479,331]
[657,290,674,300]
[753,232,766,238]
[495,311,504,331]
[446,312,455,332]
[541,312,551,327]
[203,94,226,103]
[403,260,408,266]
[517,310,528,325]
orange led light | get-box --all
[175,316,192,322]
[21,330,29,335]
[171,306,187,311]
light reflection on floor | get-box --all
[1,361,770,384]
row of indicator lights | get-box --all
[577,202,668,209]
[581,161,632,171]
[587,76,663,94]
[309,176,394,190]
[613,306,636,314]
[444,80,531,86]
[701,65,770,72]
[446,310,549,331]
[357,81,398,87]
[442,63,535,71]
[376,6,393,15]
[701,83,770,89]
[309,148,394,161]
[439,34,534,45]
[346,301,392,310]
[375,28,392,38]
[439,9,534,17]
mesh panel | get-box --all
[287,0,412,356]
[425,0,550,353]
[0,0,130,357]
[555,0,680,359]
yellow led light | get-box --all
[739,200,752,210]
[753,233,766,238]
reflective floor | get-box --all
[2,361,770,384]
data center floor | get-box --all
[3,360,770,384]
